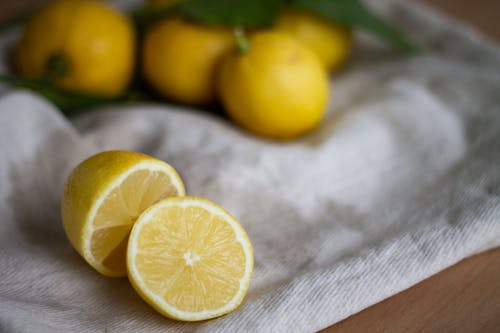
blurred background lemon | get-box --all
[275,10,351,71]
[16,0,135,97]
[218,31,328,140]
[142,17,233,105]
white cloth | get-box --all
[1,0,500,332]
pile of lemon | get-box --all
[16,0,351,140]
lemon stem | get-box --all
[44,53,69,82]
[234,27,251,54]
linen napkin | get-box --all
[1,0,500,332]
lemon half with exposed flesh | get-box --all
[127,197,254,321]
[61,151,185,277]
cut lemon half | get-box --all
[127,197,254,321]
[61,150,185,277]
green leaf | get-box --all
[291,0,419,53]
[132,0,417,52]
[173,0,287,27]
[0,74,148,114]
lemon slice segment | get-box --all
[127,197,254,321]
[61,151,185,277]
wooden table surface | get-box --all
[1,1,499,332]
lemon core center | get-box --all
[183,251,200,266]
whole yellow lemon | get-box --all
[218,31,328,140]
[143,18,233,105]
[275,10,351,71]
[16,0,135,97]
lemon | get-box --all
[127,197,253,321]
[16,0,135,97]
[61,151,185,277]
[143,18,233,105]
[218,31,328,140]
[275,9,351,71]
